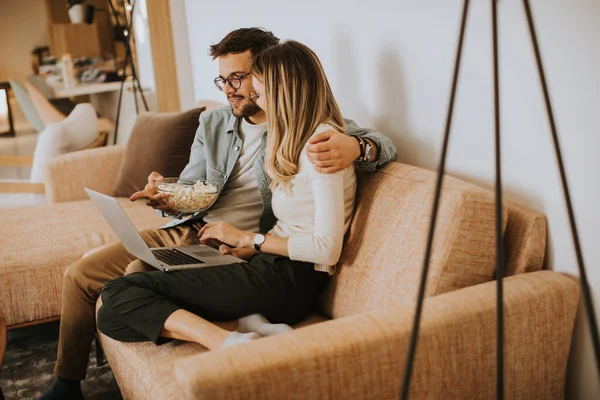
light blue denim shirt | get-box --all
[161,106,398,233]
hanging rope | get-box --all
[522,0,600,377]
[399,0,600,398]
[399,1,471,399]
[491,0,505,398]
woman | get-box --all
[98,40,357,349]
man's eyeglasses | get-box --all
[249,89,261,103]
[214,72,251,91]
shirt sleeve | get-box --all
[344,118,398,172]
[286,168,346,266]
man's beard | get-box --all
[230,97,262,119]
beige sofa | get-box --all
[0,145,578,399]
[0,145,168,328]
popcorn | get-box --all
[157,180,219,213]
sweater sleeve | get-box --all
[286,168,346,266]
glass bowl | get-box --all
[156,178,221,213]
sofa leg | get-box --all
[95,335,105,367]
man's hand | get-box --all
[197,221,254,248]
[306,129,361,174]
[130,172,177,214]
[218,244,259,261]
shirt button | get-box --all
[234,146,240,151]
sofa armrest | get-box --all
[175,271,578,400]
[44,145,125,203]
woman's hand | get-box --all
[218,244,259,261]
[198,221,254,248]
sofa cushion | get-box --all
[0,199,168,326]
[319,163,507,319]
[504,204,547,276]
[96,305,329,399]
[113,107,205,197]
[99,332,204,400]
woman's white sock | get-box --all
[221,331,261,348]
[238,314,294,336]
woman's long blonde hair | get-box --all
[251,40,345,192]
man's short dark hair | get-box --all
[209,28,280,60]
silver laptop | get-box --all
[85,188,244,272]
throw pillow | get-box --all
[113,107,205,197]
[30,103,99,182]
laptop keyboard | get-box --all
[152,248,204,266]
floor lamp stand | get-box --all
[110,0,149,145]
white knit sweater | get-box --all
[268,124,357,275]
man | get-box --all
[40,27,397,399]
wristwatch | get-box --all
[353,136,373,163]
[253,233,266,251]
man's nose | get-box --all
[224,84,237,97]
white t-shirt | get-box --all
[203,118,265,232]
[269,124,357,275]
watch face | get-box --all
[253,234,265,251]
[254,234,265,245]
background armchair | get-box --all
[8,78,114,134]
[26,74,77,117]
[9,78,44,133]
[0,103,109,201]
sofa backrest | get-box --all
[319,163,507,319]
[504,204,546,276]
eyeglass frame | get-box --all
[213,72,252,91]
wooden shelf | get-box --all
[44,0,120,60]
[0,156,33,167]
[50,23,102,59]
[0,181,45,194]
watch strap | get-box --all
[353,136,365,161]
[362,140,373,162]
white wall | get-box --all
[132,0,194,110]
[169,0,196,110]
[0,0,49,83]
[132,0,155,91]
[183,0,600,397]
